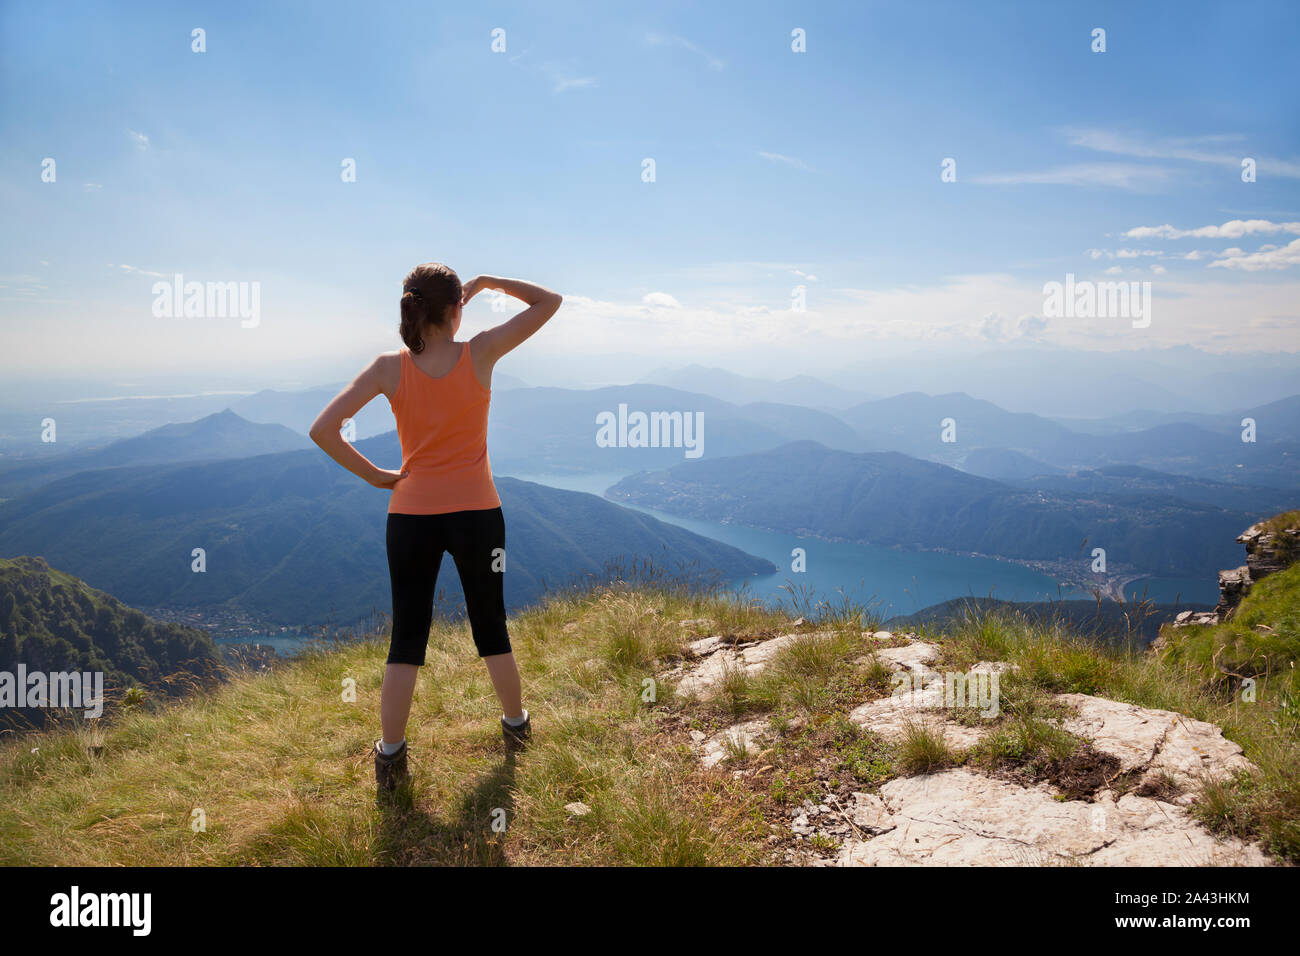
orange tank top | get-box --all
[386,342,501,515]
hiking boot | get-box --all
[374,740,408,793]
[501,714,531,755]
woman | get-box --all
[310,264,562,792]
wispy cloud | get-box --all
[549,73,597,94]
[645,33,724,71]
[668,261,825,283]
[758,151,817,173]
[114,263,167,278]
[1063,127,1300,179]
[972,163,1172,190]
[127,129,149,150]
[1086,248,1164,259]
[509,55,597,94]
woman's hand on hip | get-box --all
[367,468,408,489]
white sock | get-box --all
[378,738,405,756]
[503,709,528,728]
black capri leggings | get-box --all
[385,507,511,665]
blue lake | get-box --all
[500,470,1219,616]
[215,633,318,657]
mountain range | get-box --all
[606,440,1266,579]
[485,384,863,473]
[838,392,1300,487]
[0,409,310,498]
[0,426,774,629]
[637,363,875,409]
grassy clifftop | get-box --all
[1,574,1296,866]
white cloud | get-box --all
[1090,248,1163,259]
[802,272,1299,351]
[641,292,681,308]
[978,312,1046,341]
[127,129,149,150]
[1209,237,1300,271]
[1124,219,1300,240]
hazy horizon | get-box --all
[1,341,1296,417]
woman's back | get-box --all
[387,341,500,515]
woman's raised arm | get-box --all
[464,275,562,368]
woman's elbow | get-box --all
[308,419,332,446]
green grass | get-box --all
[2,562,1298,866]
[1255,510,1300,564]
[1159,562,1300,697]
[971,714,1081,774]
[0,583,782,866]
[896,721,956,775]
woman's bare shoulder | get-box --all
[371,350,403,397]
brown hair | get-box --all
[400,263,462,353]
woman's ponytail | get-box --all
[399,263,462,354]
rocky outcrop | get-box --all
[692,719,777,770]
[668,629,856,699]
[1159,512,1300,643]
[668,632,811,699]
[1057,694,1254,802]
[1238,519,1299,582]
[846,653,1008,749]
[665,623,1270,867]
[831,770,1268,867]
[1213,566,1253,618]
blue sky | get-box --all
[2,0,1298,383]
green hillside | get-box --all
[0,556,222,729]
